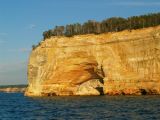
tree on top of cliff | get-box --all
[42,12,160,39]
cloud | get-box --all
[19,48,31,52]
[114,2,160,6]
[8,48,31,52]
[0,32,7,36]
[0,38,7,44]
[0,32,8,44]
[0,40,5,43]
[28,24,36,29]
[0,62,27,85]
[0,61,27,73]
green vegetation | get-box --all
[43,12,160,39]
[32,12,160,50]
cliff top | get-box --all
[33,25,160,49]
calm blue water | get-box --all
[0,93,160,120]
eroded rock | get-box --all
[25,26,160,96]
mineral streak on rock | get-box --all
[25,26,160,96]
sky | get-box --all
[0,0,160,85]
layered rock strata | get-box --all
[25,26,160,96]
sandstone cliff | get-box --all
[25,26,160,96]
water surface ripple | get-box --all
[0,93,160,120]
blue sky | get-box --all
[0,0,160,85]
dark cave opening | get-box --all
[140,89,147,95]
[96,65,105,95]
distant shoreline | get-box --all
[0,85,27,93]
[0,84,27,88]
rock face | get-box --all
[25,26,160,96]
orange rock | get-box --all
[25,26,160,96]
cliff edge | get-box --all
[25,26,160,96]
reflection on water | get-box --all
[0,93,160,119]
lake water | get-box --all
[0,93,160,120]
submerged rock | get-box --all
[25,26,160,96]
